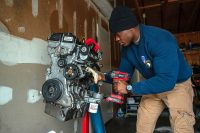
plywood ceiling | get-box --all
[107,0,200,34]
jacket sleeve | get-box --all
[118,48,135,77]
[131,36,179,95]
[105,47,134,83]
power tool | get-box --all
[104,71,129,104]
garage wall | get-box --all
[98,20,112,123]
[0,0,100,40]
[0,0,112,133]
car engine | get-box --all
[41,33,103,121]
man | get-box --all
[97,6,195,133]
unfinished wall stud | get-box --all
[32,0,38,17]
[84,19,87,39]
[4,0,14,7]
[96,23,99,43]
[92,18,95,39]
[73,11,77,35]
[58,0,63,29]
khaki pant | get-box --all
[136,78,195,133]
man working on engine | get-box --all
[96,6,195,133]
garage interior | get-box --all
[0,0,200,133]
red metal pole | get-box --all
[82,112,89,133]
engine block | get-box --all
[42,33,102,121]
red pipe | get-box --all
[82,112,89,133]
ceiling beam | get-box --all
[131,0,196,10]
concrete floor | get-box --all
[106,93,200,133]
[105,112,200,133]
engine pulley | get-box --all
[64,64,79,80]
[57,58,66,67]
[42,78,64,102]
[79,45,89,60]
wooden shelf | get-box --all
[183,49,200,66]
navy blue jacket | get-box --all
[106,24,192,95]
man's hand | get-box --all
[113,80,128,94]
[86,67,105,83]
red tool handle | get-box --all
[104,93,124,104]
[111,71,129,81]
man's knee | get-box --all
[173,110,195,133]
[136,105,163,133]
[136,95,165,133]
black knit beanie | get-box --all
[109,6,138,33]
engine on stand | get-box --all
[41,33,103,121]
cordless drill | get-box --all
[104,71,129,104]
